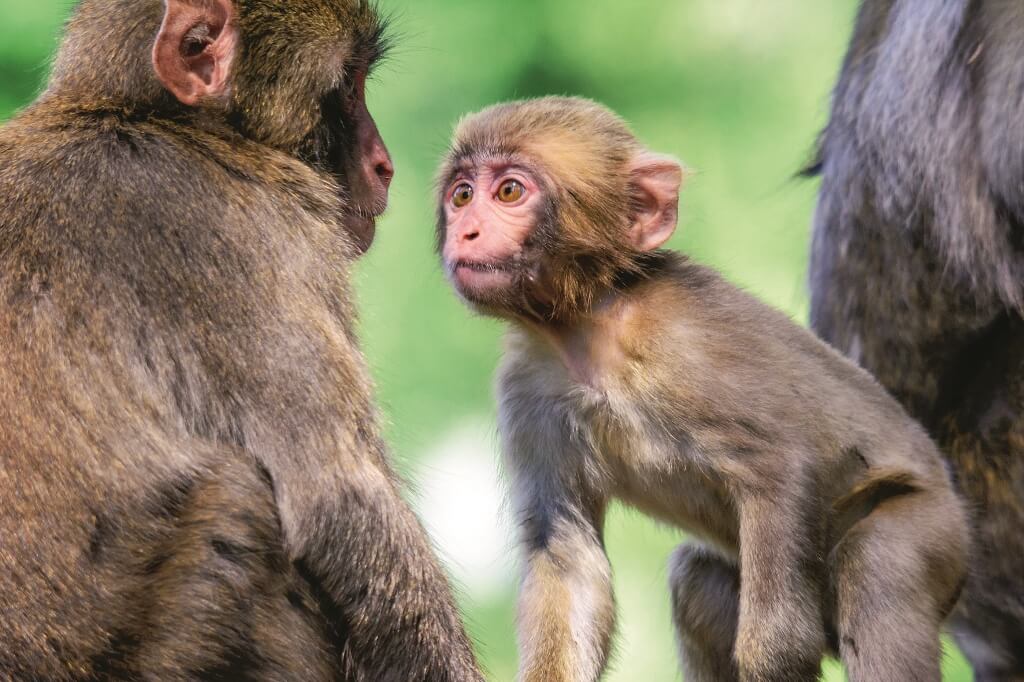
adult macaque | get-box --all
[436,97,967,682]
[808,1,1024,677]
[0,0,482,679]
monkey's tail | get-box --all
[831,467,922,542]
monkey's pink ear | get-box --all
[627,152,684,252]
[153,0,238,106]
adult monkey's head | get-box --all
[49,0,395,254]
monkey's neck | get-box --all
[518,252,680,385]
[523,291,636,389]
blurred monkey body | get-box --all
[809,1,1024,677]
[437,97,968,682]
[0,0,481,680]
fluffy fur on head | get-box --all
[437,96,670,323]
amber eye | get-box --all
[452,183,474,208]
[497,179,525,203]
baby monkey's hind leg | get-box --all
[669,544,740,682]
[832,487,967,682]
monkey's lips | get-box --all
[451,259,517,292]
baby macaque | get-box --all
[435,97,969,682]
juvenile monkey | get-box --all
[436,97,969,682]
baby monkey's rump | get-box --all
[436,97,968,682]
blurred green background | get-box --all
[0,1,975,680]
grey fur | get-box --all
[810,2,1024,676]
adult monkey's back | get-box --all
[809,1,1024,677]
[0,0,483,679]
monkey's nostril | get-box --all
[463,230,480,242]
[375,161,394,188]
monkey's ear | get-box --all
[153,0,238,106]
[627,152,684,252]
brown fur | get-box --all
[438,97,968,682]
[0,1,482,679]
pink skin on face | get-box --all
[442,161,544,296]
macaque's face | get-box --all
[440,157,547,308]
[152,0,395,255]
[437,98,683,322]
[322,69,395,253]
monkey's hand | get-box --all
[734,491,827,682]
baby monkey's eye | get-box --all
[496,179,525,203]
[452,183,474,208]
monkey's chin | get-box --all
[346,215,376,255]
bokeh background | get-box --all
[0,1,975,680]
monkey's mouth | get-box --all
[449,257,554,321]
[451,258,518,291]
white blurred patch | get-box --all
[417,418,516,599]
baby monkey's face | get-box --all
[436,97,684,323]
[439,155,550,312]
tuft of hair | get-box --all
[438,96,671,321]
